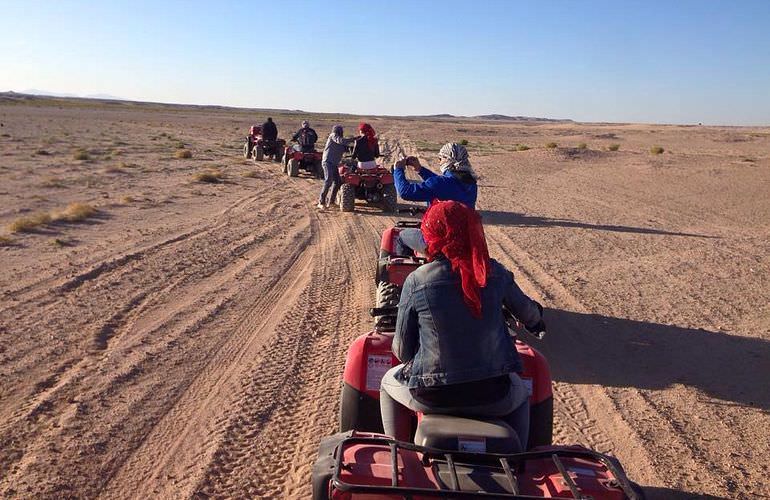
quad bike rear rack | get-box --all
[330,435,641,499]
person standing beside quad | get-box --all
[393,142,478,253]
[292,120,318,153]
[261,117,278,141]
[351,122,380,169]
[318,124,356,210]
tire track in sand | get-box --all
[191,208,378,499]
[99,217,318,498]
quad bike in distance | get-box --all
[243,126,285,162]
[310,221,644,499]
[337,157,398,213]
[282,144,323,178]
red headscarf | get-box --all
[358,122,377,150]
[421,200,490,318]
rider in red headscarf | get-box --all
[379,200,545,446]
[352,122,380,169]
[421,199,489,317]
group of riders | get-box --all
[250,118,381,209]
[250,118,545,447]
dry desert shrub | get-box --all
[0,235,15,246]
[577,142,588,149]
[545,142,558,149]
[121,195,136,203]
[73,149,90,161]
[9,212,52,233]
[175,149,193,159]
[51,237,72,247]
[41,176,66,188]
[650,146,665,154]
[35,149,50,156]
[460,139,469,146]
[103,165,126,174]
[193,169,224,183]
[52,202,98,222]
[608,143,620,151]
[242,170,259,178]
[516,144,531,151]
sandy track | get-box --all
[1,102,768,498]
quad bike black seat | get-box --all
[414,414,523,454]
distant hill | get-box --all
[1,91,572,122]
[474,114,572,123]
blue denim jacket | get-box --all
[393,258,542,389]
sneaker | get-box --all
[316,202,325,210]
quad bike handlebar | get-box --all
[370,306,398,317]
[396,206,425,216]
[504,306,546,339]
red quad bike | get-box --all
[242,125,285,162]
[282,144,323,178]
[337,157,398,213]
[310,221,645,499]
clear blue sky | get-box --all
[2,0,769,125]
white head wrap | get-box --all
[438,143,477,179]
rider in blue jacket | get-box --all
[393,142,477,209]
[393,143,478,253]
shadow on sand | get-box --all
[480,210,717,239]
[538,308,769,411]
[642,486,729,500]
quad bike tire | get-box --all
[288,158,299,177]
[374,281,401,330]
[243,142,251,159]
[255,147,264,162]
[274,150,282,162]
[314,160,324,180]
[340,184,355,212]
[382,183,398,213]
[281,155,288,173]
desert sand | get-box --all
[0,96,768,499]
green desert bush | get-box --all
[459,139,469,146]
[608,143,620,151]
[650,146,665,155]
[545,142,558,149]
[516,144,531,151]
[577,142,588,149]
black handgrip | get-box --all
[396,207,425,216]
[370,306,399,317]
